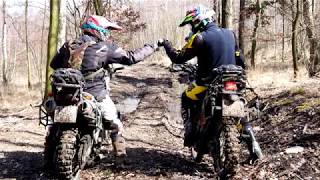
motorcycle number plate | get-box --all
[222,100,245,117]
[54,105,78,123]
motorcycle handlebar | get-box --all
[112,67,125,73]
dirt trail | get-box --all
[81,62,216,179]
[0,107,46,179]
[0,60,319,179]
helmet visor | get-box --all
[179,14,194,27]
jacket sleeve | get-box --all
[50,42,70,70]
[107,43,156,65]
[162,34,202,64]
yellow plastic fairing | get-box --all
[183,33,199,49]
[185,83,207,100]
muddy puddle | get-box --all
[116,96,141,114]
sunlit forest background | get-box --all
[0,0,319,95]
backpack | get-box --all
[51,68,85,105]
[66,39,96,70]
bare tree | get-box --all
[281,1,286,62]
[93,0,104,16]
[250,0,261,69]
[213,0,221,25]
[40,0,48,96]
[311,0,315,15]
[238,0,246,52]
[274,0,278,61]
[58,0,67,47]
[291,0,300,78]
[221,0,233,29]
[45,0,60,98]
[25,0,32,89]
[2,0,8,85]
[303,0,319,77]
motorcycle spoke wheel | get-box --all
[212,118,240,178]
[223,118,241,176]
[56,129,78,180]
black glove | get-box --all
[157,39,165,46]
[158,38,172,47]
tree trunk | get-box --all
[107,0,111,18]
[282,6,285,62]
[2,0,8,85]
[25,0,32,89]
[71,0,81,38]
[213,0,218,13]
[58,0,66,47]
[93,0,103,16]
[292,0,300,78]
[250,0,261,69]
[40,0,47,97]
[213,0,220,24]
[238,0,245,52]
[274,0,277,61]
[221,0,233,29]
[303,0,319,77]
[312,0,315,15]
[45,0,60,99]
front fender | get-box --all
[54,105,78,123]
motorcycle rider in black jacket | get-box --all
[158,5,245,146]
[47,15,159,165]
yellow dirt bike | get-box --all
[172,64,263,178]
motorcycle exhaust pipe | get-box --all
[82,100,96,121]
[82,101,93,112]
[242,120,264,159]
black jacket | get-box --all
[163,22,245,85]
[50,34,156,101]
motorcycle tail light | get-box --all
[224,81,237,91]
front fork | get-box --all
[239,118,263,160]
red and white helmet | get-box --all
[81,15,122,40]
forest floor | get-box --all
[0,60,319,180]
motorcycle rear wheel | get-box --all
[212,117,240,178]
[56,129,79,180]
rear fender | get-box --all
[54,105,78,124]
[222,95,245,117]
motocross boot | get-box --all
[111,133,127,166]
[181,94,196,147]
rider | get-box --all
[48,15,159,163]
[158,5,245,146]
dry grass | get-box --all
[0,84,42,111]
[246,64,320,104]
[247,64,310,89]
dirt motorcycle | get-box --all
[171,63,263,178]
[39,67,122,179]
